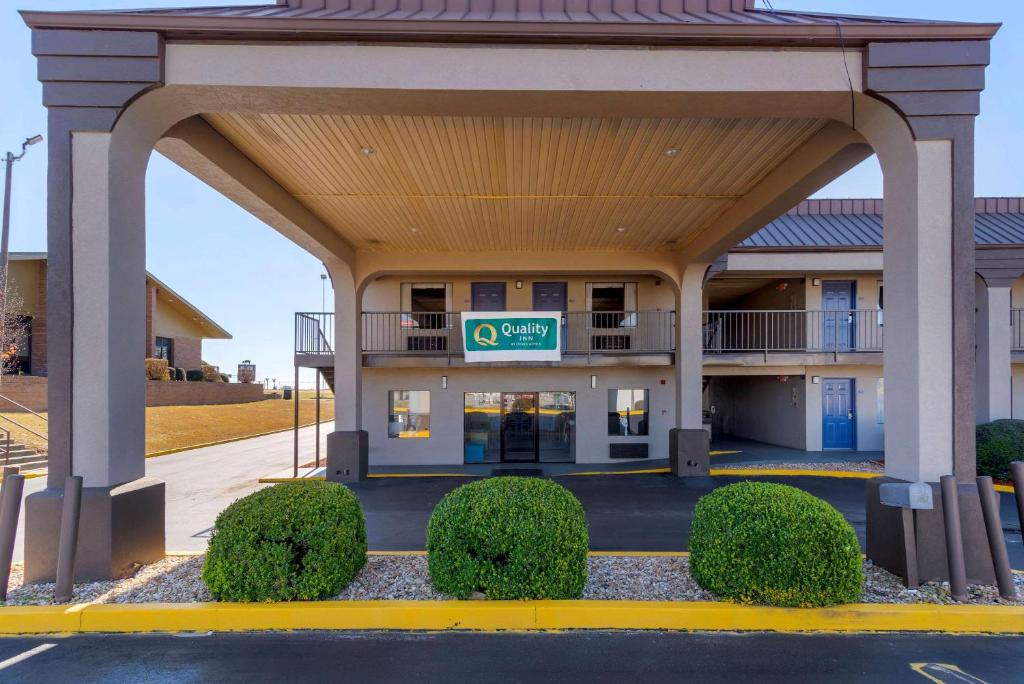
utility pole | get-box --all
[1,135,44,298]
[0,135,44,348]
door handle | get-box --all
[847,410,855,420]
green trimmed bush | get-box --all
[173,367,186,381]
[976,419,1024,481]
[427,477,588,599]
[690,481,862,608]
[202,481,367,602]
[185,369,204,382]
[219,372,231,383]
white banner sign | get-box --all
[462,311,562,362]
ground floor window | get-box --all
[154,336,173,362]
[464,391,575,464]
[608,388,649,436]
[388,390,431,438]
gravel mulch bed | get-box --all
[714,461,885,474]
[5,554,1021,607]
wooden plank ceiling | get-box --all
[204,113,827,253]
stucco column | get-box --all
[24,129,164,582]
[675,263,708,429]
[881,139,958,483]
[975,277,1012,423]
[325,259,366,481]
[669,263,710,475]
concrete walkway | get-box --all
[710,437,883,465]
[12,422,331,561]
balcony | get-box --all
[295,311,675,367]
[703,309,884,364]
[296,309,885,369]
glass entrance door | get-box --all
[502,392,538,462]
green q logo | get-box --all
[474,323,499,347]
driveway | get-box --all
[12,422,330,561]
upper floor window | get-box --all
[401,283,451,330]
[587,282,637,328]
[155,336,173,362]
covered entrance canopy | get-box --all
[19,0,999,582]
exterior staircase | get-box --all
[2,441,47,472]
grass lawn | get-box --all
[0,396,335,457]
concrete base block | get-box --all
[865,477,995,585]
[327,430,368,483]
[669,428,710,477]
[24,477,165,583]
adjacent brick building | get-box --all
[7,253,230,376]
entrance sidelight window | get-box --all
[608,388,649,436]
[401,282,451,330]
[388,390,431,438]
[587,282,637,329]
[154,336,173,362]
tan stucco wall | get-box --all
[802,365,885,452]
[152,296,210,339]
[361,365,675,466]
[361,274,675,312]
[7,260,42,315]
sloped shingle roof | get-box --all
[740,198,1024,249]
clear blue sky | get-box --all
[1,1,1021,385]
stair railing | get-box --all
[0,391,48,465]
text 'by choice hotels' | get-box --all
[462,312,562,362]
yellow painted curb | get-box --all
[0,470,45,482]
[368,473,482,479]
[711,468,882,479]
[2,600,1023,635]
[145,419,330,460]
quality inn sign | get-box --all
[463,312,562,362]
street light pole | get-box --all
[0,136,44,299]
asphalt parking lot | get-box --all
[0,631,1020,683]
[348,473,1024,568]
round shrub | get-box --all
[690,481,862,608]
[976,419,1024,481]
[427,477,588,599]
[202,481,367,602]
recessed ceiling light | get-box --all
[360,147,376,157]
[410,227,419,233]
[664,148,679,158]
[616,227,627,233]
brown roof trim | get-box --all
[18,10,999,46]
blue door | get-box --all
[822,281,855,351]
[822,378,856,449]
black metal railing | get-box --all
[356,311,675,356]
[702,309,883,354]
[295,312,334,356]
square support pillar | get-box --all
[326,258,366,480]
[975,279,1012,424]
[671,263,710,470]
[25,127,164,581]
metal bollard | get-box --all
[1012,462,1024,545]
[54,476,84,603]
[0,472,25,602]
[977,476,1017,600]
[939,475,968,602]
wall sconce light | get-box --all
[590,375,597,389]
[515,280,523,289]
[811,376,821,384]
[812,278,822,287]
[441,376,448,390]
